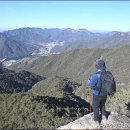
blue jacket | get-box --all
[87,69,106,96]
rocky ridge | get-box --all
[57,112,130,129]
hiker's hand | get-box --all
[88,79,90,83]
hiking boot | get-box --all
[93,121,100,128]
[101,115,107,124]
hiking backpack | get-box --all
[96,71,116,96]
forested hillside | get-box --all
[9,45,130,87]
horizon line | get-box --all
[0,27,130,33]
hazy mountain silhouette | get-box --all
[0,27,130,59]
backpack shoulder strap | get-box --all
[95,70,107,95]
[95,71,102,79]
[93,71,102,95]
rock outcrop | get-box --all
[57,112,130,129]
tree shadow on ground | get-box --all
[34,93,91,118]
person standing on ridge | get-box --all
[87,59,114,127]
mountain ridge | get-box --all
[1,27,130,60]
[8,45,130,87]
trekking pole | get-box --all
[88,87,92,113]
[86,85,92,113]
[85,80,92,114]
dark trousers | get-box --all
[92,94,107,122]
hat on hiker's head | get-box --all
[95,59,106,70]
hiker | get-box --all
[87,59,116,126]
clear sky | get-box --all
[0,1,130,32]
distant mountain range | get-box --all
[0,27,130,60]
